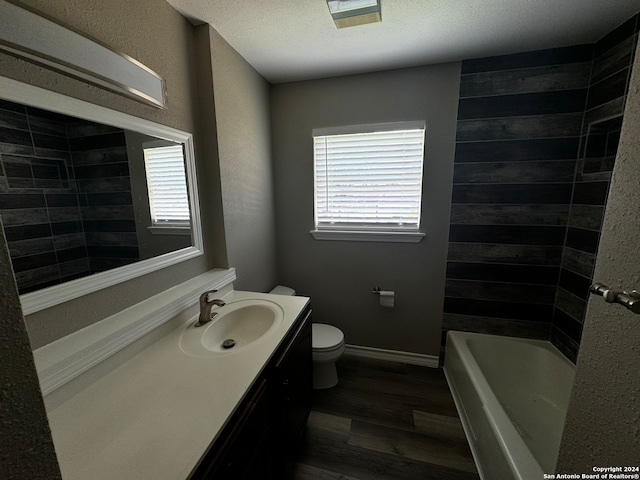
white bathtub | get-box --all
[443,331,575,480]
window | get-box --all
[143,144,190,234]
[311,121,426,242]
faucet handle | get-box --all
[603,289,617,303]
[199,289,218,306]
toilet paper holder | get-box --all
[372,286,394,295]
[372,286,395,308]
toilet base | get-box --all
[313,362,338,389]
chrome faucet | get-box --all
[195,290,226,327]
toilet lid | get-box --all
[313,323,344,351]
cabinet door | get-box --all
[272,308,313,476]
[193,379,274,480]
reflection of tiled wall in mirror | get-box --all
[0,99,138,294]
[67,118,138,274]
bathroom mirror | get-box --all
[0,76,203,315]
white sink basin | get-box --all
[179,299,284,356]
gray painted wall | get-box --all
[271,64,461,356]
[0,220,61,479]
[203,26,278,292]
[557,40,640,471]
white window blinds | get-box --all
[313,123,425,231]
[143,145,190,225]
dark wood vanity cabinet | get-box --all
[272,306,313,477]
[197,379,274,480]
[189,304,312,480]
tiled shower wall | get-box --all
[442,45,591,348]
[442,14,639,363]
[0,100,138,294]
[551,14,639,361]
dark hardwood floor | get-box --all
[292,355,480,480]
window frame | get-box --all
[310,121,426,243]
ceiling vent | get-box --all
[326,0,381,28]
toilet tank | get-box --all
[269,285,295,296]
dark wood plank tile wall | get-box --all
[442,44,591,354]
[443,13,640,364]
[551,14,640,362]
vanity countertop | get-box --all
[44,290,309,480]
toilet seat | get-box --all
[313,323,344,352]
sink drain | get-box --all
[222,339,236,349]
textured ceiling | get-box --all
[166,0,640,83]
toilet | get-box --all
[270,285,345,389]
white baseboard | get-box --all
[344,344,439,368]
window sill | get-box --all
[310,229,425,243]
[148,225,191,236]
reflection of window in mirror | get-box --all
[142,141,190,235]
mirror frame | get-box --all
[0,76,204,315]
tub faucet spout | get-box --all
[195,290,226,327]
